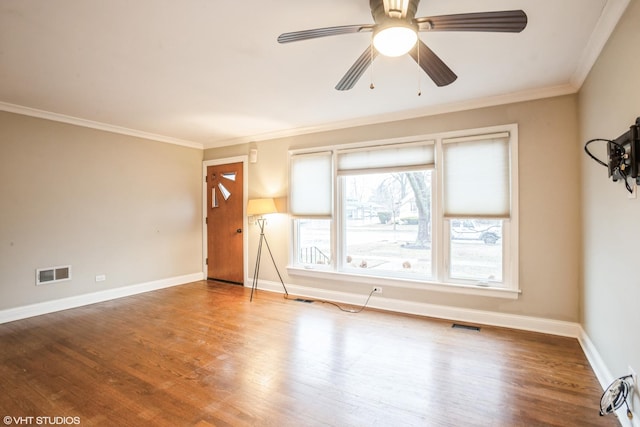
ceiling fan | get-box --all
[277,0,527,91]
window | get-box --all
[441,132,513,287]
[295,219,332,265]
[449,219,503,282]
[342,171,433,279]
[289,151,332,217]
[289,125,518,297]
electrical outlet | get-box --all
[373,286,383,294]
[95,274,106,282]
[630,366,637,393]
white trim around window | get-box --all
[288,124,520,299]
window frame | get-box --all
[337,168,435,281]
[288,124,519,299]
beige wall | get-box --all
[0,112,203,310]
[206,94,582,322]
[579,0,640,386]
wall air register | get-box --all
[451,323,481,331]
[584,117,640,194]
[36,265,71,285]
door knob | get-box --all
[236,228,242,233]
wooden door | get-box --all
[206,162,244,283]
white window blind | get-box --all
[289,151,332,217]
[337,141,434,174]
[442,132,511,218]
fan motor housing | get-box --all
[370,0,420,23]
[373,18,419,38]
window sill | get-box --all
[286,266,521,300]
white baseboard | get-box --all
[579,328,639,427]
[578,328,614,390]
[249,279,582,338]
[0,272,204,324]
[248,269,634,427]
[255,279,639,425]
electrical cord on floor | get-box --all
[284,289,376,313]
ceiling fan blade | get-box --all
[409,40,457,87]
[335,47,379,91]
[277,24,375,43]
[416,10,527,33]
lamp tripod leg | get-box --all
[250,232,264,302]
[261,234,289,296]
[249,218,288,301]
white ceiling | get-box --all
[0,0,630,149]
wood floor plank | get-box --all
[0,281,618,426]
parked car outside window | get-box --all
[450,220,501,245]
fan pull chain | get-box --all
[417,42,422,96]
[369,39,375,90]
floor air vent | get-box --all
[452,323,481,331]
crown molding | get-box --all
[3,82,578,153]
[0,102,204,150]
[203,83,579,149]
[570,0,631,87]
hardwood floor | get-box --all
[0,281,617,427]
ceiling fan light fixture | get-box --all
[278,1,528,90]
[373,24,417,57]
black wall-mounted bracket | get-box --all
[607,117,640,185]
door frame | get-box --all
[202,156,249,286]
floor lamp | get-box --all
[247,198,289,301]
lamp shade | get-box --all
[247,198,277,216]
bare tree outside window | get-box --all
[343,171,432,277]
